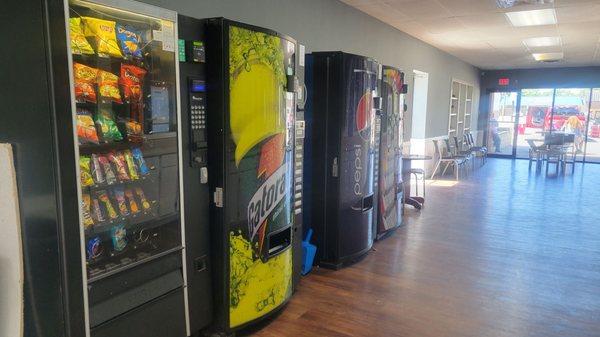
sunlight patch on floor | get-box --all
[427,180,459,187]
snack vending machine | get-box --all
[376,66,407,240]
[3,0,190,335]
[200,18,298,332]
[304,52,381,269]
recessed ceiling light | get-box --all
[505,9,557,27]
[523,36,562,48]
[532,52,564,62]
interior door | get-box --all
[487,91,520,157]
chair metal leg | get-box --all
[430,159,441,179]
[442,162,450,176]
[455,162,459,180]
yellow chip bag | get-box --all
[70,18,94,55]
[82,17,123,58]
[97,70,122,103]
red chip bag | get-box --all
[120,64,146,103]
[74,63,97,103]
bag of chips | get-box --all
[131,148,149,175]
[125,188,140,214]
[81,193,95,228]
[125,120,143,137]
[123,150,139,180]
[80,156,94,187]
[87,236,103,260]
[120,64,146,102]
[91,154,105,184]
[135,187,151,211]
[95,109,123,142]
[70,17,94,55]
[97,190,118,220]
[97,155,117,185]
[74,63,97,103]
[113,187,129,216]
[111,224,127,251]
[97,70,122,103]
[116,24,143,59]
[91,194,105,223]
[108,152,130,181]
[82,17,123,58]
[76,109,99,144]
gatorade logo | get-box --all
[247,164,287,242]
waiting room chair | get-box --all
[431,139,466,180]
[464,133,487,165]
[526,139,546,171]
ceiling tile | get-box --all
[344,0,600,69]
[385,0,453,19]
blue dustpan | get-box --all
[301,228,316,275]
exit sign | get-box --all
[498,78,510,86]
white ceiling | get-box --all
[340,0,600,70]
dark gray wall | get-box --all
[144,0,480,139]
[478,67,600,130]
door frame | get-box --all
[486,89,521,158]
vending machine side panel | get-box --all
[178,14,213,334]
[1,1,86,336]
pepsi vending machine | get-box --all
[305,52,381,269]
[376,66,407,240]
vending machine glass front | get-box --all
[67,0,181,282]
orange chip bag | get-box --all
[76,108,99,144]
[97,70,122,103]
[82,17,123,58]
[74,63,97,103]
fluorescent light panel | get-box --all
[523,36,561,48]
[532,52,564,61]
[505,9,557,27]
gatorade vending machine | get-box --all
[376,66,407,240]
[200,18,299,332]
[304,52,381,269]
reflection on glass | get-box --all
[553,89,589,160]
[69,0,180,280]
[488,92,518,155]
[516,89,554,158]
[585,89,600,163]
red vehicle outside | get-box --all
[543,106,586,131]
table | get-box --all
[402,154,432,210]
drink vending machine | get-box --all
[304,52,382,269]
[181,17,302,334]
[375,66,408,240]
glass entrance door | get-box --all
[586,89,600,163]
[516,89,554,158]
[488,91,520,156]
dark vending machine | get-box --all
[376,66,407,240]
[178,15,213,335]
[4,0,190,336]
[305,52,381,269]
[202,18,299,332]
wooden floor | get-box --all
[248,159,600,337]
